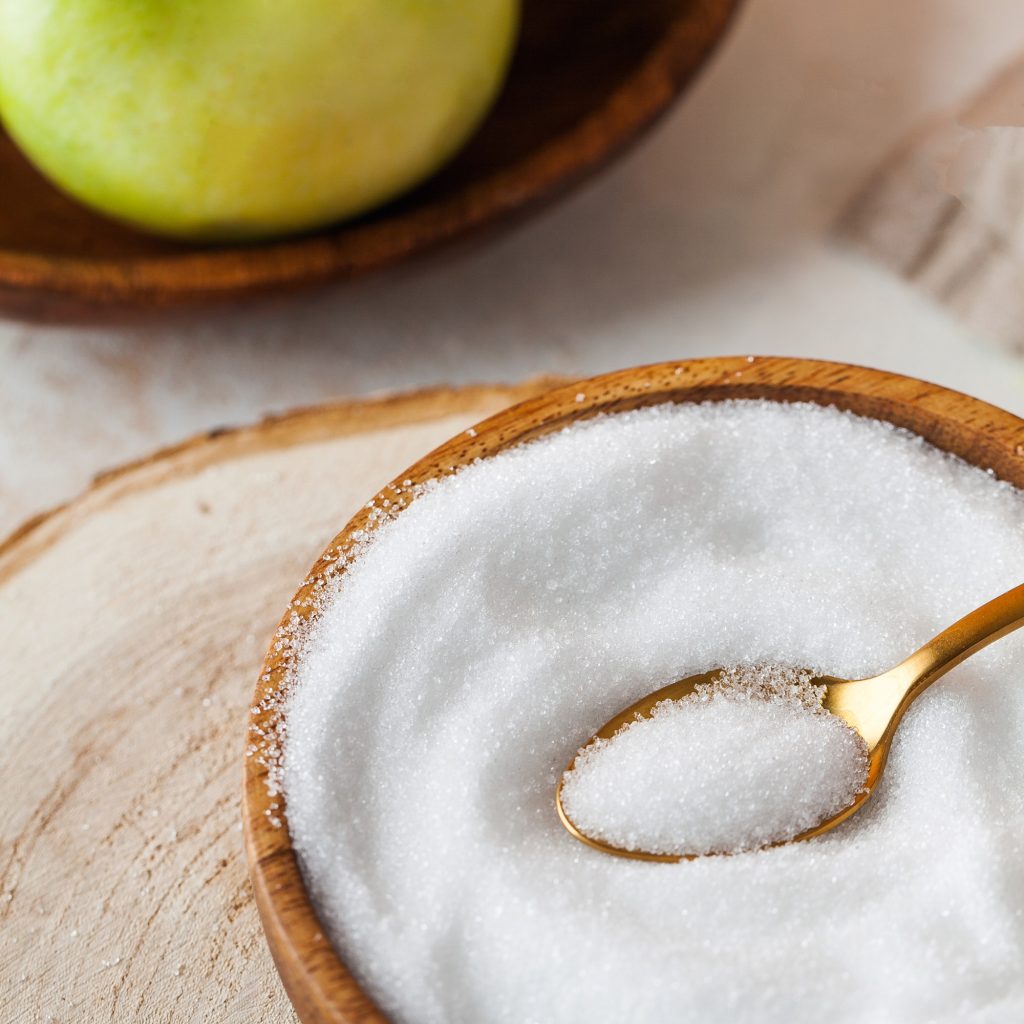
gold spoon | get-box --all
[556,582,1024,862]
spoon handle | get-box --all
[893,582,1024,699]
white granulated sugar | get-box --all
[559,665,868,856]
[283,400,1024,1024]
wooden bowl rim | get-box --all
[0,0,741,308]
[244,355,1024,1024]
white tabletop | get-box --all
[4,0,1024,537]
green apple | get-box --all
[0,1,518,240]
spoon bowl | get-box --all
[557,582,1024,861]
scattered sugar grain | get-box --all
[281,400,1024,1024]
[560,665,868,856]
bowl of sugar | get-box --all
[245,356,1024,1024]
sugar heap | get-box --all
[282,400,1024,1024]
[559,665,869,856]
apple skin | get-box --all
[0,0,518,240]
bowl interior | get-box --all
[244,356,1024,1024]
[0,0,738,318]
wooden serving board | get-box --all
[0,378,558,1022]
[839,51,1024,355]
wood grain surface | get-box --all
[0,0,739,322]
[245,356,1024,1024]
[0,378,558,1023]
[840,51,1024,354]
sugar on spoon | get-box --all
[556,582,1024,862]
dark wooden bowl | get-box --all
[0,0,739,322]
[244,356,1024,1024]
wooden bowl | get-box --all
[244,355,1024,1024]
[0,0,739,322]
